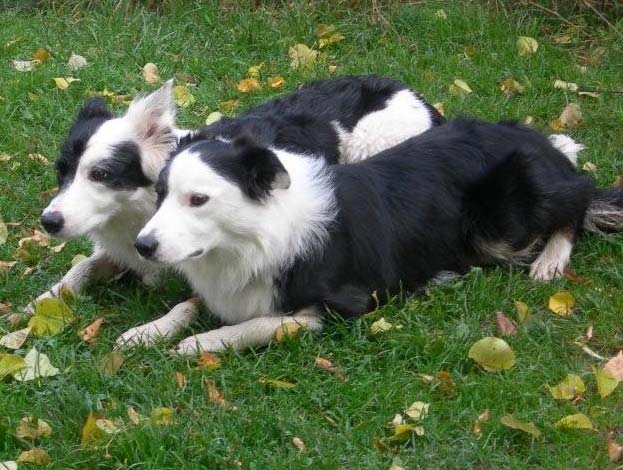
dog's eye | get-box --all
[189,193,209,207]
[89,168,110,182]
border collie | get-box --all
[32,76,442,346]
[136,119,623,354]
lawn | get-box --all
[1,1,623,468]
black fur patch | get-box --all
[94,141,152,190]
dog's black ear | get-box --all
[77,97,113,121]
[234,134,291,201]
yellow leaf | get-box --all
[19,229,50,248]
[0,354,27,379]
[78,318,104,345]
[319,32,345,49]
[516,301,533,323]
[500,78,525,96]
[517,36,538,56]
[548,291,575,317]
[99,351,124,376]
[53,77,80,90]
[468,337,516,372]
[173,85,195,108]
[273,322,302,342]
[17,448,50,465]
[95,418,121,435]
[247,63,263,78]
[404,401,430,421]
[328,65,337,74]
[32,47,50,63]
[370,317,393,335]
[0,327,31,349]
[433,102,445,116]
[449,79,472,96]
[237,77,261,93]
[205,111,223,126]
[389,424,424,443]
[150,407,175,425]
[268,76,285,89]
[218,99,238,112]
[67,52,87,71]
[13,348,59,381]
[549,103,582,131]
[547,374,586,400]
[434,9,448,19]
[553,79,578,92]
[16,416,52,439]
[81,412,106,446]
[292,436,306,452]
[594,367,619,399]
[198,352,221,370]
[472,409,490,438]
[555,413,593,430]
[316,24,337,38]
[289,44,318,70]
[142,62,161,84]
[582,162,597,173]
[28,298,75,336]
[604,351,623,381]
[259,377,296,389]
[500,415,542,438]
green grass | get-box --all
[1,2,623,468]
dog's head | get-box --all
[41,80,177,238]
[134,135,292,264]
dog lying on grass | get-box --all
[136,118,623,354]
[32,76,443,346]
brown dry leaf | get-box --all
[78,318,104,345]
[99,351,124,376]
[268,76,285,90]
[173,85,195,108]
[32,47,50,63]
[500,415,542,438]
[16,416,52,439]
[273,322,302,342]
[549,103,582,131]
[219,99,238,112]
[127,406,144,425]
[0,261,17,272]
[237,77,261,93]
[50,242,66,253]
[500,78,525,96]
[0,327,31,349]
[0,302,11,313]
[604,351,623,381]
[548,291,575,317]
[607,432,623,463]
[314,356,347,380]
[205,379,237,410]
[150,407,175,426]
[495,311,517,336]
[292,436,306,452]
[28,153,48,165]
[175,371,187,388]
[19,229,50,248]
[449,79,472,96]
[67,52,87,71]
[579,46,605,66]
[142,63,160,84]
[553,79,579,93]
[404,402,430,421]
[17,448,50,465]
[563,268,590,284]
[517,36,538,56]
[53,77,80,90]
[289,44,318,70]
[198,352,221,370]
[472,409,490,438]
[39,187,58,203]
[372,436,391,453]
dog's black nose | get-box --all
[135,234,159,259]
[41,211,64,234]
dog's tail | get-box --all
[584,187,623,233]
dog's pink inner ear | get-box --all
[145,123,158,139]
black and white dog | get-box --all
[137,119,623,354]
[33,76,443,345]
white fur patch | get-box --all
[530,231,574,281]
[548,134,585,167]
[335,89,434,163]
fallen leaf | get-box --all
[434,9,448,19]
[292,436,306,452]
[472,409,490,438]
[578,91,600,99]
[13,348,59,381]
[574,342,606,360]
[391,414,403,426]
[550,103,581,131]
[404,401,430,421]
[175,371,187,388]
[32,47,50,63]
[468,337,516,372]
[0,220,7,245]
[81,412,108,446]
[563,268,590,284]
[237,77,261,93]
[517,36,538,56]
[389,424,424,443]
[67,52,87,71]
[7,314,23,329]
[150,407,175,425]
[259,377,296,389]
[500,78,525,96]
[218,99,238,112]
[173,85,195,108]
[449,79,472,96]
[579,46,605,66]
[273,322,302,342]
[205,111,223,126]
[604,351,623,381]
[18,229,50,248]
[0,302,11,313]
[328,65,337,74]
[500,415,542,438]
[142,62,160,84]
[78,318,104,345]
[554,79,579,92]
[0,353,27,379]
[247,63,263,78]
[53,77,80,90]
[435,371,456,396]
[127,406,144,425]
[0,461,17,470]
[555,413,593,430]
[198,352,221,370]
[0,261,17,272]
[433,102,445,116]
[99,351,124,376]
[95,418,121,435]
[547,374,586,400]
[607,431,623,463]
[289,44,318,70]
[0,327,31,349]
[85,88,132,104]
[205,379,237,410]
[594,367,619,399]
[316,24,337,37]
[268,76,285,89]
[372,436,391,453]
[548,291,575,317]
[50,242,66,253]
[314,356,347,380]
[524,116,534,126]
[495,311,517,336]
[28,298,75,336]
[16,416,52,439]
[28,153,48,165]
[17,448,50,465]
[319,32,345,49]
[0,153,11,162]
[582,162,597,173]
[370,317,393,335]
[13,60,36,72]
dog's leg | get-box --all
[529,230,574,281]
[173,307,323,355]
[24,250,119,314]
[115,297,201,348]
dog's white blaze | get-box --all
[529,231,574,281]
[548,134,585,167]
[141,148,337,325]
[335,89,434,163]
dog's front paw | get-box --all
[529,258,565,281]
[115,323,169,348]
[174,331,233,355]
